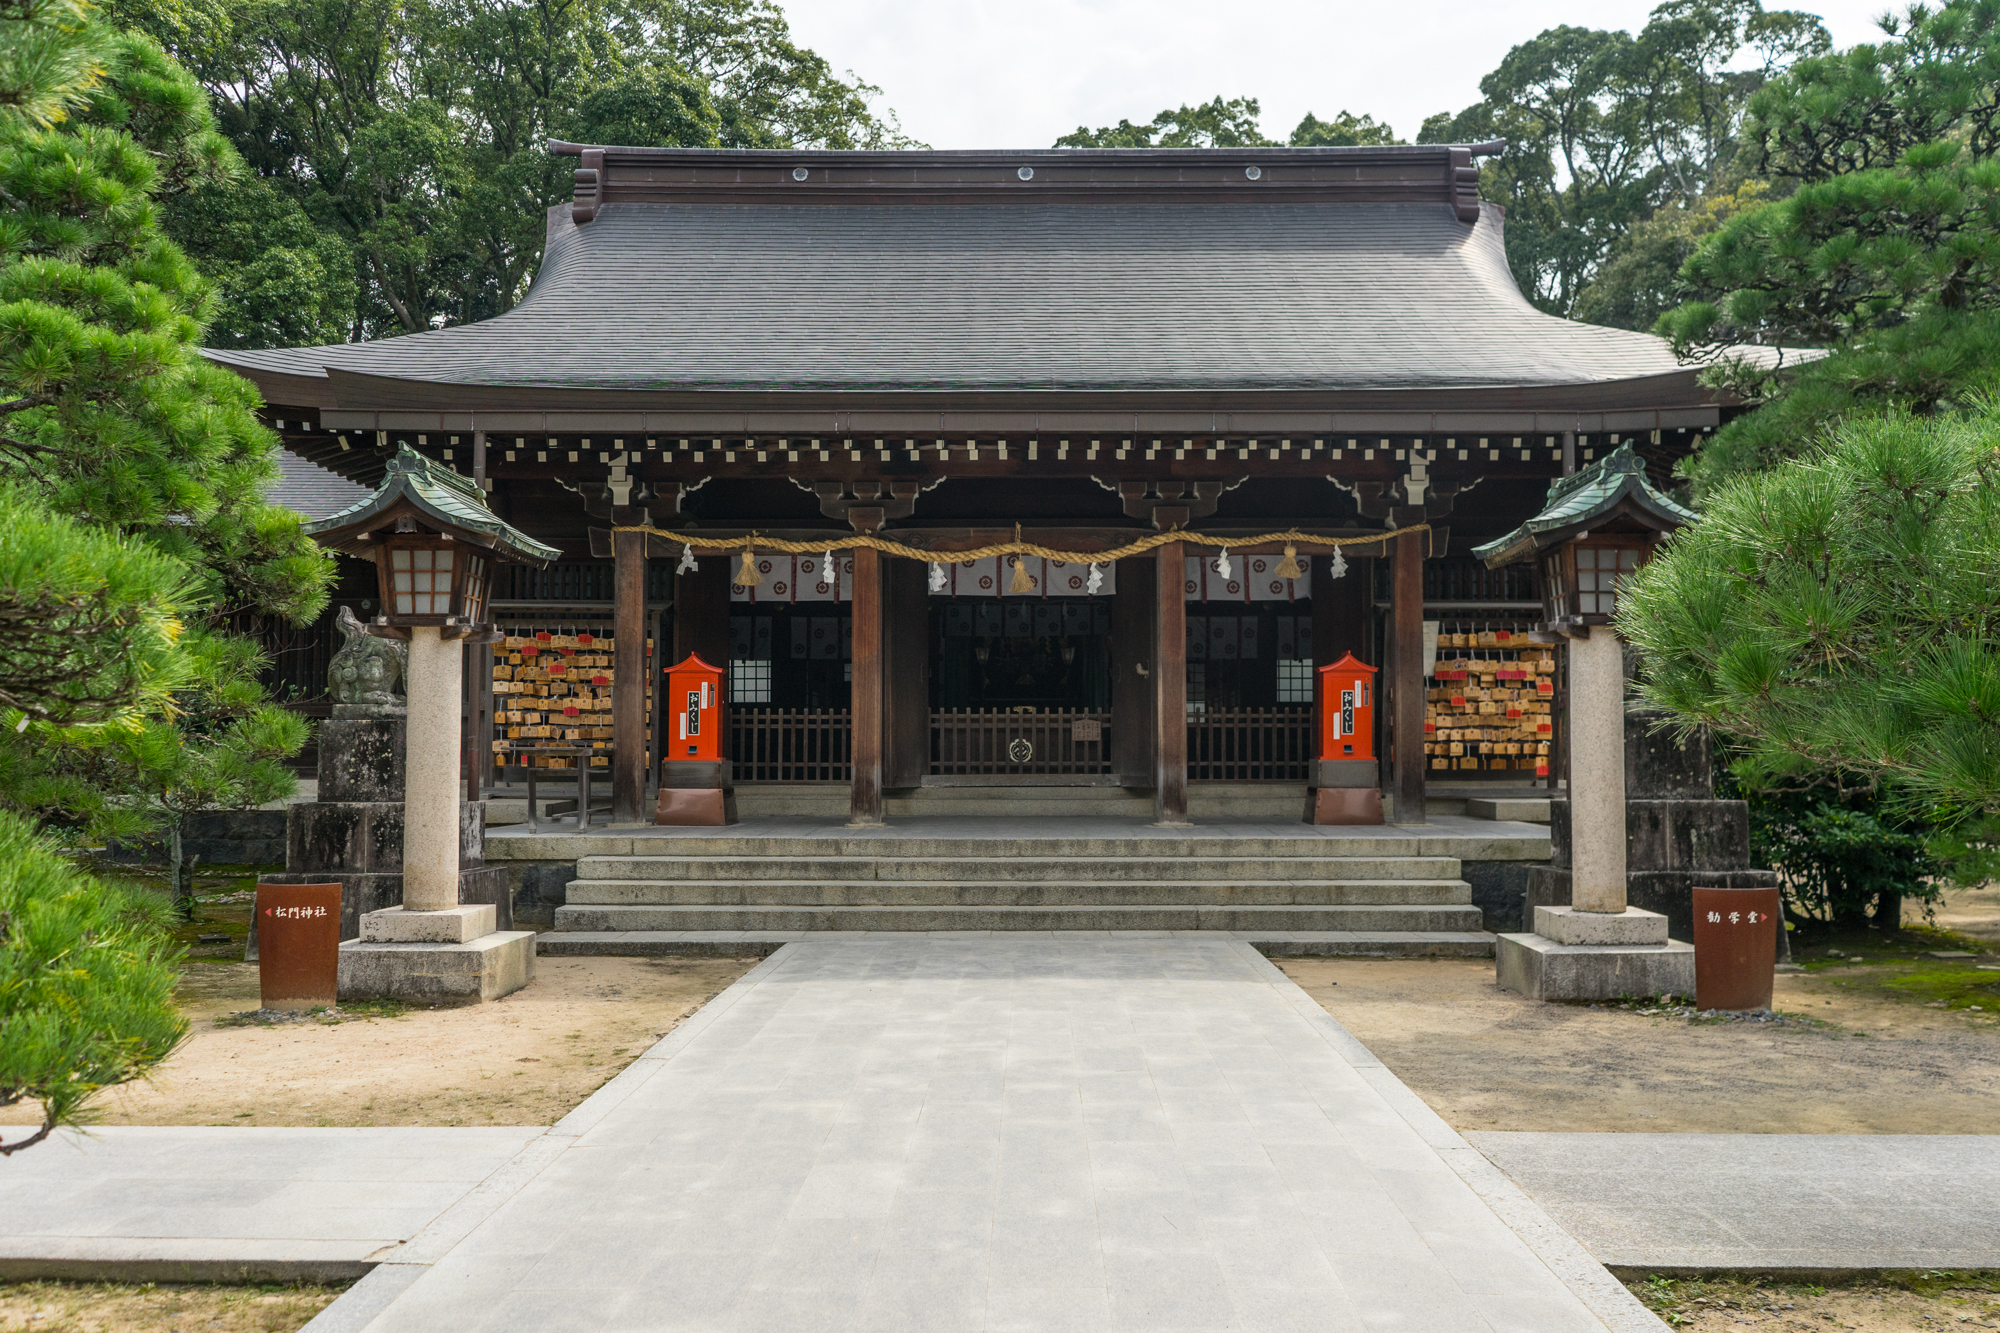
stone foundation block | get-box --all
[1534,905,1669,946]
[1496,933,1694,1001]
[360,904,495,943]
[1466,798,1551,824]
[337,931,535,1001]
[1529,865,1784,949]
[655,788,738,825]
[288,802,403,875]
[316,717,407,802]
[1311,787,1384,825]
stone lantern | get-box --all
[304,446,557,999]
[1473,444,1697,1000]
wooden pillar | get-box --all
[849,545,884,825]
[612,529,646,824]
[1390,530,1427,825]
[883,559,930,788]
[1110,557,1156,786]
[1154,540,1188,825]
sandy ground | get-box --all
[1631,1276,2000,1332]
[2,1277,1994,1333]
[0,1281,343,1333]
[0,955,758,1129]
[1935,883,2000,946]
[1281,953,2000,1134]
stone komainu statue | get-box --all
[327,605,408,717]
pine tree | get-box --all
[0,0,332,875]
[1657,0,2000,491]
[1618,402,2000,885]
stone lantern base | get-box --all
[336,904,535,1002]
[1496,905,1693,1001]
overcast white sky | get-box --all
[780,0,1900,150]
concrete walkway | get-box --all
[0,1126,539,1282]
[13,940,1999,1325]
[1471,1132,2000,1274]
[311,935,1655,1333]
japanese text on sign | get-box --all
[265,905,329,919]
[1705,910,1765,924]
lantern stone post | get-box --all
[301,447,558,1002]
[1473,446,1697,1002]
[401,627,463,911]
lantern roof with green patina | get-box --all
[302,445,558,566]
[1472,443,1697,569]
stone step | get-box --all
[574,855,1465,883]
[550,903,1487,933]
[561,878,1475,907]
[534,929,1498,959]
[512,835,1526,860]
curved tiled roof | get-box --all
[303,446,558,565]
[1473,443,1700,567]
[269,448,372,518]
[208,198,1708,396]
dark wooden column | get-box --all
[849,545,885,825]
[1390,531,1427,824]
[612,528,647,823]
[1110,557,1156,786]
[1312,554,1374,666]
[672,558,730,666]
[883,558,930,789]
[1154,539,1188,825]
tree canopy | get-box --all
[1656,0,2000,489]
[110,0,918,341]
[1419,0,1829,318]
[1617,402,2000,869]
[1056,1,1829,323]
[0,0,304,1148]
[1056,97,1401,150]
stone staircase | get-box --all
[535,833,1496,958]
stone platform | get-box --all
[489,815,1553,954]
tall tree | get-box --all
[0,0,331,857]
[110,0,916,340]
[1657,0,2000,488]
[1420,0,1828,317]
[0,0,229,1156]
[1056,96,1275,149]
[1058,98,1401,151]
[1287,110,1401,147]
[1617,402,2000,886]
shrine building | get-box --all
[211,142,1759,829]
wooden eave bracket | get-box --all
[813,479,926,530]
[1115,478,1245,528]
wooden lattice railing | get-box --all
[729,708,852,783]
[930,710,1112,777]
[1187,707,1313,782]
